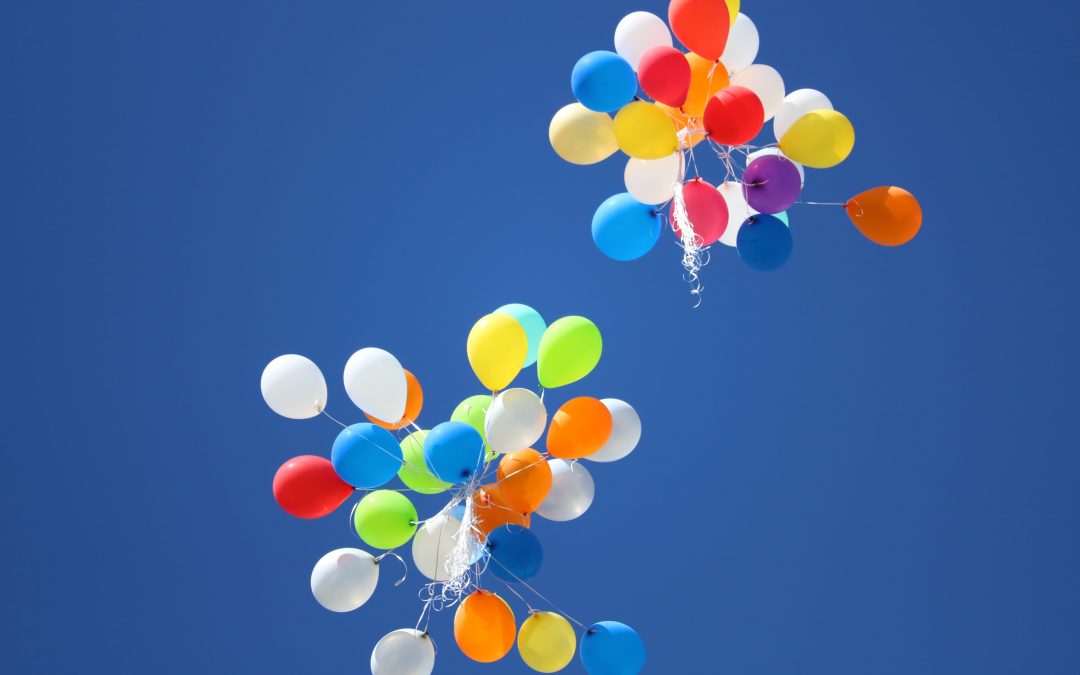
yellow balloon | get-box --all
[726,0,740,25]
[778,109,855,169]
[549,103,618,166]
[683,53,730,118]
[517,612,576,673]
[614,101,679,160]
[467,314,527,392]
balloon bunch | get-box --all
[549,1,923,293]
[262,304,646,674]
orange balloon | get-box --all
[496,449,552,513]
[454,590,516,663]
[669,0,731,61]
[473,485,531,537]
[846,186,923,246]
[547,397,613,460]
[365,369,423,430]
[683,53,730,118]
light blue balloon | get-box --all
[592,193,662,262]
[423,421,485,484]
[737,214,793,272]
[580,621,645,675]
[571,51,637,113]
[330,423,402,489]
[495,303,546,368]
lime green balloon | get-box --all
[397,430,450,495]
[353,490,418,549]
[537,316,603,388]
[451,394,498,461]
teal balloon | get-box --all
[775,211,789,226]
[580,621,645,674]
[592,193,662,262]
[495,304,546,368]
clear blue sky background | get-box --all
[3,1,1078,673]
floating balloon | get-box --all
[495,304,546,368]
[614,101,679,160]
[703,85,764,146]
[721,13,759,74]
[467,313,528,392]
[572,51,638,113]
[487,525,543,582]
[518,612,577,674]
[485,388,547,455]
[592,193,663,261]
[614,11,672,71]
[580,621,646,675]
[412,512,482,582]
[451,394,494,458]
[773,88,833,143]
[549,104,618,166]
[536,459,595,522]
[683,53,730,118]
[423,421,485,484]
[624,152,684,205]
[497,449,552,513]
[637,46,691,107]
[778,109,855,169]
[737,214,793,271]
[717,181,752,247]
[743,154,803,214]
[261,354,326,419]
[365,369,422,430]
[668,0,731,60]
[310,548,378,613]
[672,178,729,246]
[538,317,603,389]
[343,348,407,423]
[746,147,804,186]
[731,64,785,122]
[353,490,418,550]
[454,591,517,663]
[473,485,531,537]
[548,397,613,460]
[398,430,450,495]
[371,629,435,675]
[846,186,922,246]
[589,399,642,463]
[273,455,353,519]
[331,423,403,489]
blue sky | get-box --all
[3,1,1078,673]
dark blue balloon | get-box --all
[592,193,662,261]
[485,525,543,582]
[580,621,646,675]
[736,214,794,271]
[571,51,637,113]
[423,421,484,484]
[330,423,402,489]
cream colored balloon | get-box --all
[623,152,684,205]
[731,64,785,122]
[549,103,618,166]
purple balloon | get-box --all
[742,155,802,214]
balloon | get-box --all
[484,388,547,455]
[703,85,764,146]
[624,152,684,205]
[549,104,618,166]
[737,214,793,271]
[746,148,804,186]
[518,612,577,673]
[537,317,603,389]
[580,621,645,675]
[272,455,353,519]
[588,399,642,463]
[497,449,552,513]
[486,525,543,582]
[310,548,378,612]
[720,13,759,74]
[637,46,691,107]
[717,181,752,247]
[353,490,418,550]
[331,423,403,489]
[371,629,435,675]
[473,484,531,537]
[743,154,803,214]
[495,304,546,368]
[467,313,528,392]
[343,348,407,423]
[547,397,613,460]
[398,430,450,495]
[773,88,833,143]
[730,64,785,121]
[668,0,731,60]
[412,513,483,581]
[614,11,672,71]
[261,354,327,419]
[454,591,516,662]
[846,186,922,246]
[592,193,663,261]
[613,101,679,160]
[671,178,729,246]
[423,421,485,484]
[451,394,495,460]
[775,211,790,226]
[571,51,637,113]
[536,459,595,522]
[683,53,730,118]
[365,369,422,430]
[778,109,855,169]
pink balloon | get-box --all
[672,179,729,246]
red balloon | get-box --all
[668,0,731,60]
[637,46,692,108]
[704,86,764,146]
[672,179,728,246]
[272,455,354,519]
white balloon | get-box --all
[746,148,805,186]
[588,399,642,462]
[412,513,483,581]
[716,181,753,248]
[536,459,595,521]
[624,153,684,205]
[721,14,759,75]
[484,388,547,455]
[731,64,785,122]
[261,354,327,419]
[371,629,435,675]
[343,348,407,423]
[310,548,379,613]
[614,11,672,71]
[773,88,833,142]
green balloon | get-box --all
[353,490,417,550]
[397,430,450,495]
[537,316,602,388]
[451,395,497,461]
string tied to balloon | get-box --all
[671,180,708,305]
[374,551,408,587]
